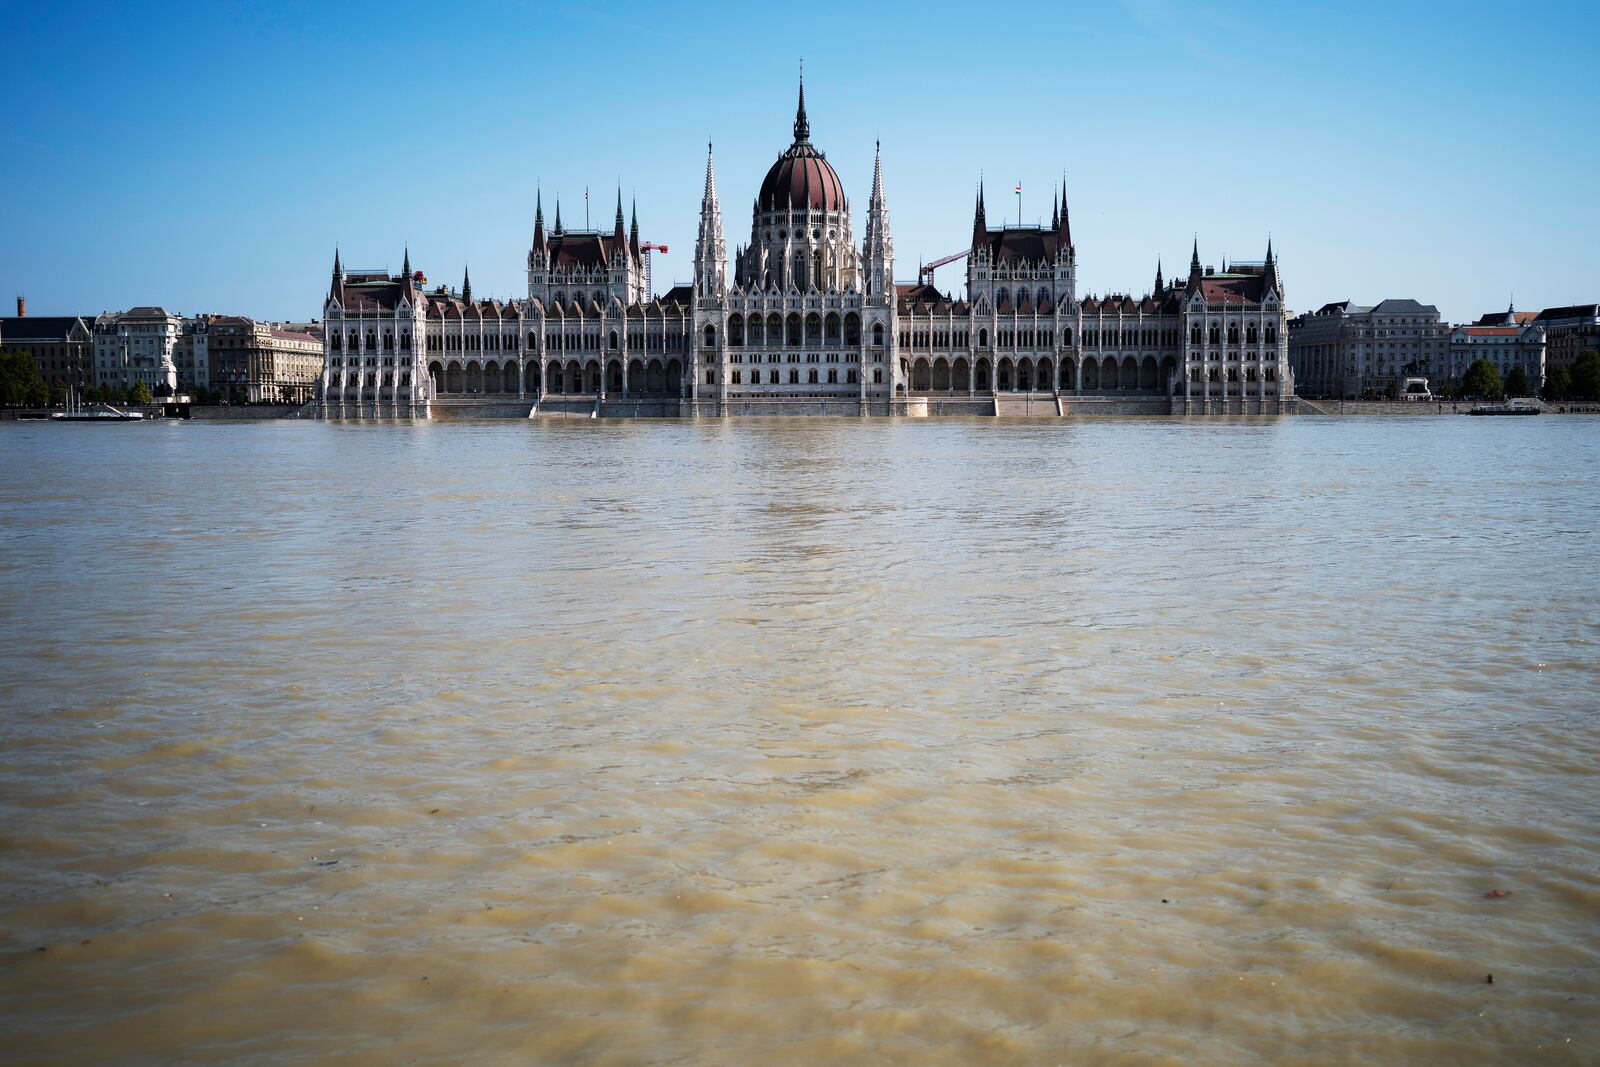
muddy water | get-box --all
[1,417,1597,1065]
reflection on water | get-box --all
[1,417,1597,1065]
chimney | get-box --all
[16,296,25,317]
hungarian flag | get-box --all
[1014,182,1022,193]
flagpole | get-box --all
[585,187,590,230]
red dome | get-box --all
[758,144,845,212]
[756,78,845,212]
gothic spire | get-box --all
[533,188,547,252]
[972,181,987,250]
[402,245,411,278]
[1058,176,1073,251]
[1154,258,1164,293]
[870,139,885,205]
[629,198,640,257]
[870,140,896,262]
[462,264,471,303]
[554,197,563,235]
[695,142,726,297]
[793,71,810,144]
[332,247,343,285]
[614,188,626,234]
[702,142,719,208]
[1051,190,1059,230]
[1262,236,1281,296]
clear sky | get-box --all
[3,0,1595,325]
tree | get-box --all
[0,349,47,407]
[1461,359,1504,400]
[1544,365,1572,401]
[48,383,67,408]
[129,381,153,406]
[192,384,213,405]
[1572,351,1600,402]
[1504,366,1530,398]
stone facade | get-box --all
[1532,304,1600,374]
[1448,307,1545,391]
[94,306,180,395]
[208,316,322,402]
[0,300,94,390]
[1289,299,1448,398]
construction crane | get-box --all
[640,242,668,299]
[919,248,969,286]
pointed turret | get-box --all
[462,265,472,303]
[1051,190,1059,231]
[402,245,411,279]
[554,198,563,235]
[629,198,640,258]
[1154,259,1164,294]
[613,188,626,240]
[972,182,988,251]
[1188,236,1202,286]
[532,189,547,253]
[332,247,343,286]
[865,140,893,300]
[1057,177,1073,252]
[1262,237,1280,297]
[694,142,727,297]
[793,73,810,144]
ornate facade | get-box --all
[317,79,1292,418]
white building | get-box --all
[94,306,180,395]
[1288,299,1448,398]
[318,78,1293,418]
[1448,307,1545,392]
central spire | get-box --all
[793,69,810,144]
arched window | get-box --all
[750,369,761,385]
[1208,324,1220,345]
[873,368,883,384]
[871,322,883,346]
[1266,324,1278,344]
[1191,325,1202,345]
[979,328,989,348]
[1228,324,1239,344]
[997,287,1010,306]
[703,324,716,348]
[1247,323,1258,344]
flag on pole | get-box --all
[1014,183,1022,193]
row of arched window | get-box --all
[1191,323,1279,345]
[721,312,868,348]
[330,330,411,353]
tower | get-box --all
[694,143,727,298]
[863,140,893,301]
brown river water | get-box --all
[1,416,1597,1065]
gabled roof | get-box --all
[1197,275,1274,305]
[1533,303,1600,322]
[978,226,1061,265]
[0,315,91,341]
[1370,298,1438,315]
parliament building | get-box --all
[317,80,1293,418]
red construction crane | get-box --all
[640,242,668,299]
[919,248,969,286]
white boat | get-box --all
[51,397,145,422]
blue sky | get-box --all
[3,0,1595,324]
